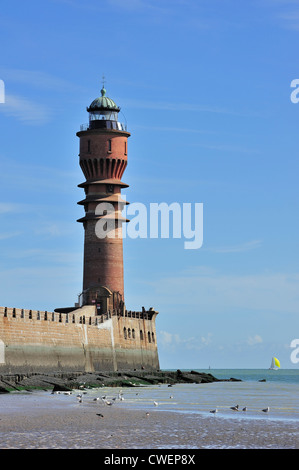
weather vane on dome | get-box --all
[101,75,106,96]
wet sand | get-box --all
[0,395,298,449]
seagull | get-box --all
[96,413,104,418]
[145,412,150,417]
[169,395,173,399]
[154,401,158,406]
[242,407,247,411]
[230,405,239,411]
[262,407,270,413]
[210,408,218,414]
[93,397,100,401]
[104,400,113,406]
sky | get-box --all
[0,0,299,370]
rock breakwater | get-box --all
[0,369,241,393]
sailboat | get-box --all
[269,356,280,370]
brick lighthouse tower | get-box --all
[76,83,130,314]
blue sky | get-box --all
[0,0,299,369]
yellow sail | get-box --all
[274,357,280,368]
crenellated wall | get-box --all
[0,306,159,374]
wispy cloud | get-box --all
[0,156,79,193]
[278,10,299,30]
[196,143,261,154]
[148,268,299,315]
[0,94,52,125]
[158,330,213,352]
[205,240,262,253]
[247,334,263,346]
[134,124,215,135]
[122,97,249,116]
[0,231,22,240]
[0,68,84,93]
[0,202,28,214]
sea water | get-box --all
[101,369,299,423]
[0,369,298,423]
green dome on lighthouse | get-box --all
[87,86,120,112]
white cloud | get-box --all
[122,97,247,116]
[247,334,263,346]
[0,202,25,214]
[159,330,213,352]
[206,240,262,253]
[0,68,85,93]
[0,231,22,240]
[149,268,299,315]
[0,94,52,125]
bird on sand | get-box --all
[262,407,270,413]
[230,405,239,411]
[210,408,218,414]
[242,407,247,411]
[145,412,150,417]
[154,401,158,406]
[96,413,104,418]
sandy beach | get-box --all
[0,394,298,449]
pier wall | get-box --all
[0,306,159,374]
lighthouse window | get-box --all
[124,141,127,155]
[87,140,91,153]
[108,139,112,152]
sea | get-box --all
[109,368,299,423]
[1,369,299,423]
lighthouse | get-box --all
[76,84,130,313]
[2,82,160,373]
